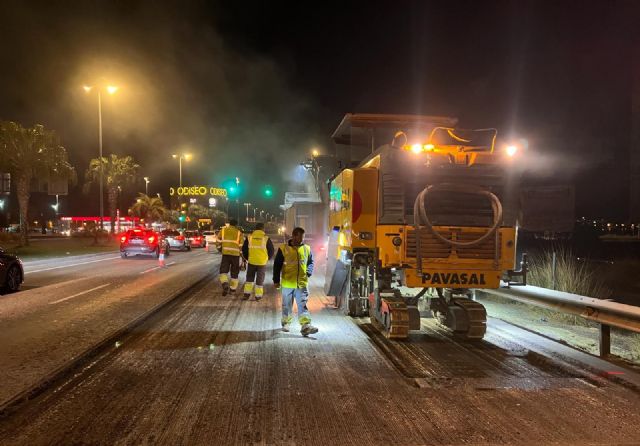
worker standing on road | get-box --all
[218,219,243,296]
[272,226,318,336]
[241,222,275,301]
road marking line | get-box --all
[139,261,176,274]
[25,256,121,274]
[49,283,111,304]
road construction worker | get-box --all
[218,219,243,296]
[272,226,318,336]
[241,222,275,301]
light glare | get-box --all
[411,144,423,154]
[506,145,518,157]
[107,85,118,95]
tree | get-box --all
[85,154,139,234]
[130,193,167,226]
[0,121,76,245]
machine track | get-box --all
[369,293,409,339]
[451,298,487,340]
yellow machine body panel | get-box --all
[376,225,516,288]
[351,168,378,249]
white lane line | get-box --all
[139,261,176,274]
[49,283,112,305]
[25,256,121,275]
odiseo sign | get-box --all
[169,186,228,197]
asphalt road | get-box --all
[0,248,219,405]
[2,271,640,445]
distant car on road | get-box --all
[120,228,169,259]
[184,230,205,248]
[202,230,217,251]
[0,248,24,293]
[161,229,191,251]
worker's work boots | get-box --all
[300,324,319,337]
[222,282,230,296]
[242,293,251,300]
[281,324,290,332]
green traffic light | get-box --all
[263,185,273,197]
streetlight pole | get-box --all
[144,177,150,195]
[235,177,240,222]
[172,154,192,188]
[244,203,251,222]
[85,84,118,231]
[97,90,104,230]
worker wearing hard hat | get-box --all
[218,219,243,296]
[272,226,318,336]
[241,222,274,301]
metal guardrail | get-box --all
[482,285,640,357]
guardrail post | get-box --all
[551,251,557,290]
[599,323,611,357]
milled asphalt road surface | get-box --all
[2,270,640,445]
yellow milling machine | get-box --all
[324,114,528,340]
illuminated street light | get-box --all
[171,154,192,187]
[411,143,423,154]
[506,145,518,157]
[312,148,319,157]
[244,202,252,221]
[84,83,119,231]
[143,176,150,195]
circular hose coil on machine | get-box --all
[413,183,503,249]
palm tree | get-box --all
[85,154,139,234]
[130,193,167,226]
[0,121,76,245]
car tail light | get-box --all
[148,236,156,243]
[176,235,185,241]
[120,235,127,243]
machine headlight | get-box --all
[392,236,402,246]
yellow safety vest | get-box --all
[220,226,242,256]
[281,243,311,289]
[248,230,269,266]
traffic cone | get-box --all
[159,250,166,267]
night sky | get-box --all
[0,0,637,219]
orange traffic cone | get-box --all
[159,250,166,267]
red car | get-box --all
[120,228,169,259]
[184,230,205,248]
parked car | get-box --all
[120,228,169,259]
[184,230,205,248]
[161,229,191,251]
[0,247,23,293]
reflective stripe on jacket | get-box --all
[220,226,242,256]
[248,230,269,266]
[281,243,311,289]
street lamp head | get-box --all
[172,154,178,159]
[312,148,319,157]
[83,85,92,93]
[144,177,150,183]
[184,154,192,161]
[107,85,118,95]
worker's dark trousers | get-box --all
[219,254,240,290]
